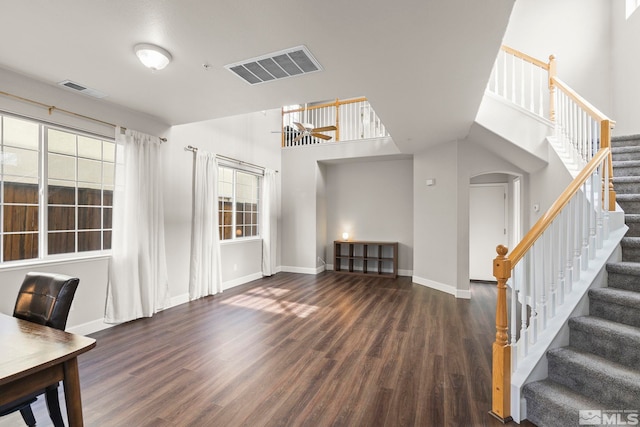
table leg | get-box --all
[62,357,84,427]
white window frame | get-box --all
[218,164,261,242]
[0,112,114,265]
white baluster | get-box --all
[566,197,575,291]
[574,193,582,282]
[581,182,589,270]
[530,246,538,345]
[519,260,528,359]
[589,172,597,259]
[558,207,567,305]
[603,155,610,239]
[549,220,558,318]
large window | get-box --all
[0,114,114,262]
[218,166,260,241]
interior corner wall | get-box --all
[413,142,460,291]
[503,0,613,117]
[280,137,403,273]
[325,158,414,274]
[163,109,283,297]
[316,163,328,268]
[612,0,640,136]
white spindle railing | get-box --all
[489,46,617,422]
[507,154,610,370]
[487,46,554,120]
[281,97,389,147]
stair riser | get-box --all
[613,166,640,177]
[613,152,640,162]
[547,354,640,408]
[626,221,640,236]
[590,299,640,328]
[618,199,640,212]
[522,388,578,427]
[614,181,640,194]
[607,271,640,292]
[622,246,640,262]
[570,325,640,368]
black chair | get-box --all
[0,272,80,427]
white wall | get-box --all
[503,0,613,118]
[325,158,413,274]
[281,137,405,273]
[612,1,640,135]
[163,109,282,299]
[0,68,169,333]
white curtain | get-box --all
[105,128,169,324]
[261,168,277,276]
[189,151,223,299]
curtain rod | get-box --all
[0,90,167,142]
[184,145,278,173]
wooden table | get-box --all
[0,313,96,426]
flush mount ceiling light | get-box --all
[134,43,172,71]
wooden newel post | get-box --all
[548,55,557,122]
[490,244,512,422]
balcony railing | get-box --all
[281,97,389,147]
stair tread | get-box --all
[612,146,640,153]
[625,214,640,221]
[607,261,640,275]
[613,134,640,142]
[613,175,640,182]
[524,379,605,411]
[613,160,640,167]
[616,193,640,200]
[548,347,640,384]
[622,236,640,246]
[589,287,640,308]
[570,315,640,341]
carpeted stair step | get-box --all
[612,145,640,162]
[621,237,640,261]
[612,160,640,177]
[613,175,640,194]
[612,134,640,148]
[589,287,640,328]
[616,193,640,212]
[547,347,640,408]
[523,380,604,427]
[606,262,640,292]
[569,316,640,368]
[625,214,640,236]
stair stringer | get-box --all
[509,223,627,423]
[472,91,552,173]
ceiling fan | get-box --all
[288,122,337,143]
[276,103,337,143]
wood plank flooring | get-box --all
[6,272,535,426]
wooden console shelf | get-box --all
[334,240,398,278]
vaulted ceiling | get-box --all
[0,0,514,152]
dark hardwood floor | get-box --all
[12,272,535,426]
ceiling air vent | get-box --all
[225,45,323,85]
[58,80,108,99]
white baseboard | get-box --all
[67,318,115,336]
[412,275,471,299]
[281,265,325,275]
[223,271,264,290]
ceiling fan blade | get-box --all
[312,126,337,132]
[293,122,306,132]
[292,133,304,144]
[311,133,332,140]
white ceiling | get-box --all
[0,0,514,152]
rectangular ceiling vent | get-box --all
[225,45,323,85]
[58,80,108,99]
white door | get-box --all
[469,184,508,281]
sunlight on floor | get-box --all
[221,288,319,318]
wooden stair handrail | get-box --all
[509,146,611,266]
[552,77,616,126]
[501,45,551,70]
